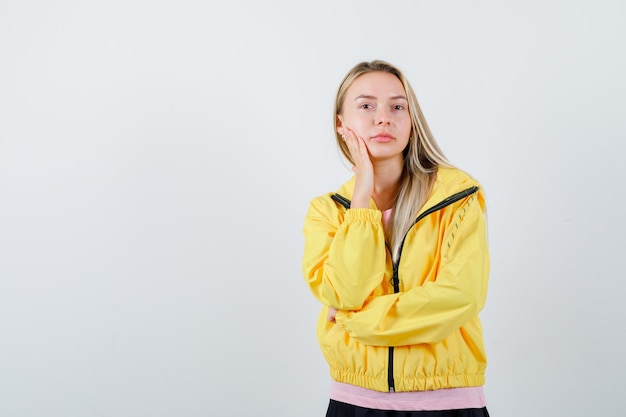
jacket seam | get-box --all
[443,193,477,259]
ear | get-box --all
[335,114,344,133]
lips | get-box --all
[371,133,394,143]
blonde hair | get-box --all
[334,60,451,260]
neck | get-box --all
[371,156,404,210]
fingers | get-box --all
[327,307,337,323]
[340,127,368,164]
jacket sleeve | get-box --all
[334,194,489,346]
[302,197,388,310]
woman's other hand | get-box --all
[327,307,338,323]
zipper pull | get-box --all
[390,263,399,292]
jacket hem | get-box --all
[330,368,485,393]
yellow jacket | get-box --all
[302,167,490,392]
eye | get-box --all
[393,104,405,110]
[360,103,374,110]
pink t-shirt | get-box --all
[330,381,486,411]
[382,207,393,229]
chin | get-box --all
[369,152,405,162]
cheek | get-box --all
[401,119,412,137]
[342,114,369,136]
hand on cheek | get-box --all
[338,127,374,208]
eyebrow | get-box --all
[354,94,408,101]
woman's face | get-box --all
[337,71,412,162]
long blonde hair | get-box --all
[334,60,451,260]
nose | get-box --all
[375,108,391,125]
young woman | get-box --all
[302,60,491,416]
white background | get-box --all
[1,1,624,416]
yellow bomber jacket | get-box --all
[302,167,490,393]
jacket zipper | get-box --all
[331,185,479,392]
[388,262,399,391]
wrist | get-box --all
[350,196,370,208]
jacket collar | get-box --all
[334,167,479,213]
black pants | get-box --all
[326,400,490,417]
